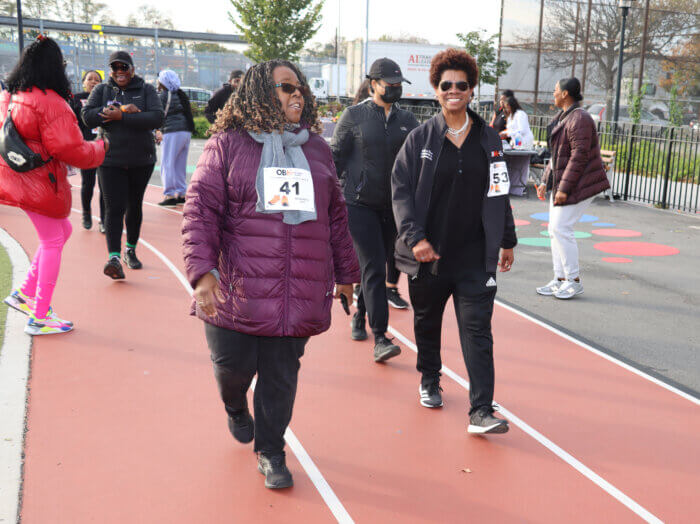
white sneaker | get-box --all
[536,279,563,296]
[554,280,584,299]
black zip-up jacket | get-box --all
[82,76,164,167]
[331,99,419,210]
[159,89,194,134]
[392,109,517,277]
[204,83,233,124]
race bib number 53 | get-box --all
[263,167,316,212]
[488,161,510,197]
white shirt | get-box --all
[505,109,534,148]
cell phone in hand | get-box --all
[339,293,351,315]
[106,100,121,108]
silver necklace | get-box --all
[447,114,469,137]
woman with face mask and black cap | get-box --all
[331,58,419,363]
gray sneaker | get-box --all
[554,280,584,299]
[536,279,563,296]
[468,407,509,434]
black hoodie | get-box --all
[82,75,164,167]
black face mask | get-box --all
[380,85,402,104]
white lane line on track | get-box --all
[494,300,699,405]
[387,326,663,524]
[70,205,354,524]
[0,227,31,524]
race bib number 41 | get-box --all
[488,160,510,197]
[263,167,316,213]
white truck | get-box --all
[345,40,445,106]
[310,64,347,101]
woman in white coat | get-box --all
[499,95,534,196]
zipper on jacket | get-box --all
[283,224,292,336]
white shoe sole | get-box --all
[536,288,557,296]
[467,422,509,434]
[388,300,409,310]
[554,289,584,300]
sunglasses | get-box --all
[274,82,310,97]
[111,63,130,72]
[439,81,470,92]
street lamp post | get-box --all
[612,0,635,127]
[16,0,24,55]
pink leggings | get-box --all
[20,211,72,319]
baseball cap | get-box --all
[366,58,410,84]
[108,51,133,67]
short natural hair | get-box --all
[210,60,321,135]
[230,69,244,81]
[429,48,478,90]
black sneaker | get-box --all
[387,287,409,309]
[123,248,143,269]
[103,257,125,280]
[352,284,360,301]
[82,215,92,230]
[419,377,443,408]
[176,196,186,205]
[227,409,254,444]
[351,312,367,341]
[468,406,509,434]
[373,334,401,362]
[98,221,106,234]
[158,197,178,207]
[257,453,293,489]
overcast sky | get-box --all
[113,0,505,47]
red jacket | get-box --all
[0,88,106,218]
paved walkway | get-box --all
[0,179,697,522]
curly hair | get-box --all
[209,60,322,135]
[6,36,72,101]
[429,48,479,90]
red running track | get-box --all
[1,183,697,523]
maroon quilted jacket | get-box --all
[544,107,610,205]
[181,128,360,337]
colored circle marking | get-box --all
[602,257,633,263]
[518,237,551,247]
[592,229,642,238]
[540,231,592,239]
[514,219,531,226]
[594,242,679,257]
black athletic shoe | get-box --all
[351,312,368,341]
[82,215,92,230]
[227,410,254,444]
[257,453,293,489]
[373,334,401,362]
[103,257,125,280]
[176,196,186,205]
[123,248,143,270]
[468,406,509,434]
[419,377,443,408]
[352,284,360,301]
[158,197,178,207]
[98,221,105,234]
[387,287,409,309]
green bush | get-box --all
[193,116,210,139]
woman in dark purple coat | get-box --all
[181,60,359,489]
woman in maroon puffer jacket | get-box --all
[181,60,359,490]
[1,37,107,335]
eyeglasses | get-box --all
[274,82,310,97]
[111,63,130,72]
[439,81,470,92]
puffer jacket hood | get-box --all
[182,128,360,337]
[0,88,106,218]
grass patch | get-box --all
[0,243,12,352]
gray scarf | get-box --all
[248,128,316,225]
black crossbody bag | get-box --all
[0,96,52,172]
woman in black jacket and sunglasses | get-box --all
[82,51,163,280]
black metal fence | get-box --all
[401,103,699,214]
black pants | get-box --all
[98,165,154,254]
[80,168,104,223]
[408,269,497,414]
[347,204,396,336]
[386,248,400,285]
[204,323,308,455]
